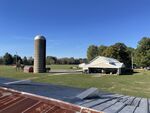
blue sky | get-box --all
[0,0,150,58]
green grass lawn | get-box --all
[0,65,150,98]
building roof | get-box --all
[0,77,149,113]
[75,92,148,113]
[83,56,125,69]
[0,87,101,113]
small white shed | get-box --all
[79,56,125,75]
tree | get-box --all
[103,43,131,68]
[114,43,131,68]
[78,58,88,64]
[46,56,57,65]
[134,37,150,67]
[13,55,22,64]
[137,37,150,52]
[3,53,13,65]
[127,47,135,55]
[0,57,3,64]
[23,56,28,65]
[69,57,75,64]
[98,45,107,56]
[102,45,118,58]
[87,45,98,61]
[28,57,34,65]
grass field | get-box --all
[0,65,150,98]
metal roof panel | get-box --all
[0,87,102,113]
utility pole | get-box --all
[131,53,134,70]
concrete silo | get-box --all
[34,35,46,73]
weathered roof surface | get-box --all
[0,78,149,113]
[75,93,149,113]
[0,87,101,113]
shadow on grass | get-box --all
[121,71,139,76]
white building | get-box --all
[79,56,125,75]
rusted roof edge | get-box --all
[0,87,104,113]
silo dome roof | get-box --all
[34,35,46,40]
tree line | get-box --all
[0,37,149,68]
[0,53,87,65]
[87,37,150,68]
[46,56,87,65]
[0,53,34,65]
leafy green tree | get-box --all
[127,47,135,55]
[137,37,150,52]
[103,43,131,68]
[46,56,57,65]
[127,47,135,59]
[98,45,107,56]
[3,53,13,65]
[0,57,3,64]
[78,58,88,64]
[23,56,28,65]
[69,57,75,64]
[134,37,150,67]
[87,45,98,61]
[28,57,34,65]
[102,45,118,58]
[13,55,22,64]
